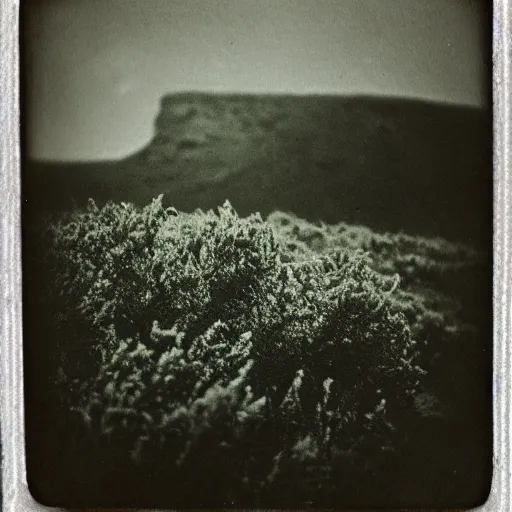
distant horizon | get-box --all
[24,0,489,161]
[157,89,490,105]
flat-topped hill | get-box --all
[25,93,491,245]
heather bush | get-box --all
[41,197,484,506]
[268,210,487,381]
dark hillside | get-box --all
[24,93,491,246]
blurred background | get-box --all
[24,0,489,161]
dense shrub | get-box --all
[41,197,484,506]
[268,211,487,380]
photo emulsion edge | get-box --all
[0,0,510,510]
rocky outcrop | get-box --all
[141,93,400,168]
[143,93,289,164]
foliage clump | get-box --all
[268,211,487,382]
[42,197,482,506]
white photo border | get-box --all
[1,0,510,510]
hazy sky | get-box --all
[25,0,489,161]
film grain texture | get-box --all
[18,0,494,509]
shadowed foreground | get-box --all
[24,198,491,509]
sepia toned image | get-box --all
[21,0,492,508]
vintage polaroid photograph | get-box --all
[20,0,493,508]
